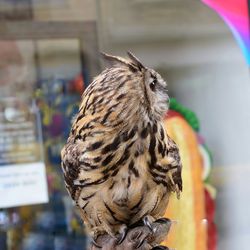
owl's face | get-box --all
[101,52,169,121]
[144,68,169,119]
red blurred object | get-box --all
[205,188,218,250]
[69,74,85,94]
[205,188,215,222]
[208,222,218,250]
[166,109,184,119]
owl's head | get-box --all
[102,52,169,121]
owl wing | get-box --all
[150,128,182,198]
[61,138,83,201]
[165,135,183,197]
[61,111,125,203]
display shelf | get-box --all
[0,8,100,249]
[0,20,100,85]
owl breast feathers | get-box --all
[61,52,182,240]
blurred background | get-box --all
[0,0,249,250]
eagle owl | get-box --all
[61,52,182,248]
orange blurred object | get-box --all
[163,115,207,250]
[69,74,85,94]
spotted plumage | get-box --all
[61,52,182,242]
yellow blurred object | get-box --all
[163,116,207,250]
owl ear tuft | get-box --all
[100,52,137,72]
[127,51,145,71]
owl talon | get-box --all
[143,216,154,231]
[116,226,128,244]
[155,218,171,225]
[134,235,148,249]
[151,246,170,250]
[91,238,102,249]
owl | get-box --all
[61,52,182,249]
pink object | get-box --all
[202,0,250,65]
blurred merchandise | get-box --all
[35,76,82,165]
[0,210,20,231]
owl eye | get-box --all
[149,79,157,91]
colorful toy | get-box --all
[163,98,217,250]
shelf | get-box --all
[0,20,97,40]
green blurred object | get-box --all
[169,98,200,132]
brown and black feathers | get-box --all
[61,52,182,240]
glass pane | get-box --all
[0,38,89,249]
[0,1,98,248]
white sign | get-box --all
[0,162,48,208]
[0,98,49,208]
